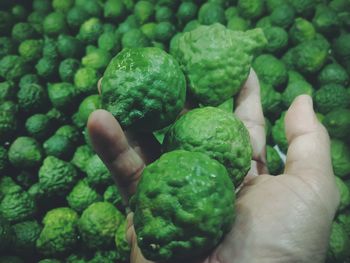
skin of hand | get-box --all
[88,70,340,263]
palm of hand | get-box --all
[88,71,339,263]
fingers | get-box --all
[284,95,339,210]
[126,214,154,263]
[235,69,267,174]
[284,95,332,176]
[87,110,145,201]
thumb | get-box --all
[126,213,154,263]
[284,95,339,214]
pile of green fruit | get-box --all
[0,0,349,262]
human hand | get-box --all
[88,70,339,263]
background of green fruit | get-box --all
[0,0,349,262]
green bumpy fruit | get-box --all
[71,145,94,173]
[76,94,101,125]
[134,1,154,24]
[0,177,22,199]
[225,7,239,20]
[0,55,28,81]
[0,37,14,59]
[337,212,350,236]
[11,23,37,43]
[331,139,350,178]
[78,202,123,249]
[266,145,284,175]
[55,125,80,145]
[260,82,282,116]
[256,17,272,28]
[78,18,103,44]
[131,150,235,262]
[36,57,57,79]
[36,207,79,256]
[172,23,267,106]
[8,137,43,169]
[272,112,288,153]
[182,20,201,32]
[59,58,80,83]
[121,29,150,48]
[0,101,18,143]
[227,16,250,32]
[82,47,111,71]
[25,114,53,140]
[155,22,176,43]
[253,54,288,88]
[0,81,15,102]
[282,80,314,107]
[155,6,173,22]
[52,0,73,12]
[43,12,67,36]
[333,33,350,73]
[318,63,349,86]
[57,34,83,59]
[18,39,43,62]
[327,222,350,262]
[18,74,39,89]
[89,250,118,263]
[104,0,126,20]
[101,47,186,131]
[66,6,88,30]
[17,83,48,113]
[314,84,350,114]
[65,253,89,263]
[312,4,340,35]
[164,107,252,186]
[292,36,330,74]
[38,156,78,197]
[176,2,198,25]
[289,17,316,45]
[86,155,112,187]
[262,26,288,54]
[323,109,350,140]
[98,31,121,54]
[335,177,350,211]
[114,219,130,262]
[43,134,74,160]
[74,67,99,96]
[0,190,36,223]
[103,185,123,210]
[67,180,102,213]
[270,4,295,29]
[12,220,41,254]
[237,0,265,20]
[198,2,225,25]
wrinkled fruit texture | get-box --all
[101,47,186,131]
[131,150,235,262]
[172,23,267,106]
[163,107,252,186]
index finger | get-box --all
[234,69,267,174]
[87,110,145,202]
[284,95,339,212]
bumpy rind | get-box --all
[78,202,123,249]
[101,47,186,131]
[163,107,252,186]
[172,23,267,106]
[132,150,235,262]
